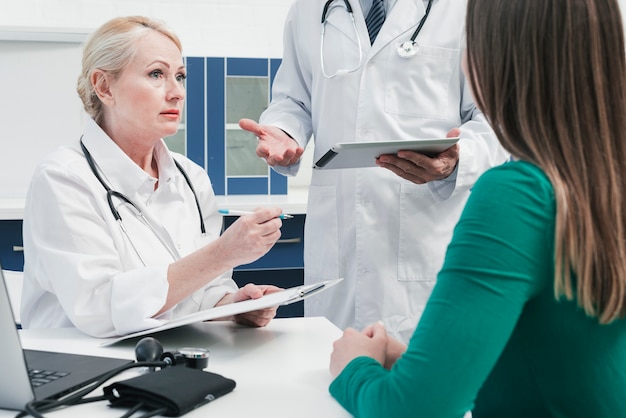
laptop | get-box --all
[0,267,133,411]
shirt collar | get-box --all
[359,0,373,16]
[360,0,426,16]
[80,117,178,196]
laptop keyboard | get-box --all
[28,368,70,388]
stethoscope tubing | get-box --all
[320,0,363,78]
[320,0,435,77]
[80,138,205,265]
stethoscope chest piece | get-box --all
[397,41,419,58]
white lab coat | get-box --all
[21,118,237,338]
[261,0,509,342]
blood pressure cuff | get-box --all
[103,366,236,416]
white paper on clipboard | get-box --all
[100,278,343,346]
[313,138,459,170]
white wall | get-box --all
[0,0,293,57]
[0,0,315,197]
[0,40,84,196]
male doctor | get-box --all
[240,0,509,343]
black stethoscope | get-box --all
[395,0,434,58]
[320,0,434,78]
[80,139,205,265]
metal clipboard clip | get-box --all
[283,278,343,305]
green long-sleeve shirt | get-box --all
[330,161,626,417]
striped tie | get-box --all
[365,0,385,44]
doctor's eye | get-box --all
[149,69,164,79]
[176,72,187,83]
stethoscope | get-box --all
[80,139,205,266]
[320,0,434,78]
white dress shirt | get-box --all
[21,118,237,337]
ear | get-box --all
[91,69,115,106]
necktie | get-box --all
[365,0,385,44]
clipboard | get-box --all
[100,278,343,346]
[313,138,459,170]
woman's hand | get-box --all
[361,323,407,369]
[330,322,388,378]
[216,207,283,267]
[216,283,282,327]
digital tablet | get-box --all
[313,138,459,169]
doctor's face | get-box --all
[105,30,186,143]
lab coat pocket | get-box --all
[304,185,339,279]
[384,45,458,119]
[397,183,443,282]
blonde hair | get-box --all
[465,0,626,323]
[76,16,182,125]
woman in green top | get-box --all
[328,0,626,417]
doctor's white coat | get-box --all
[261,0,509,342]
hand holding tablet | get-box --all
[313,138,460,169]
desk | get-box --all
[0,317,351,418]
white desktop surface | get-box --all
[1,317,351,417]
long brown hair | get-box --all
[465,0,626,323]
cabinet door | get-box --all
[0,220,24,271]
[184,57,287,196]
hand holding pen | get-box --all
[215,207,284,267]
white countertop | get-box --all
[2,317,350,418]
[214,187,308,215]
[0,197,26,220]
[0,189,308,221]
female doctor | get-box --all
[21,16,284,338]
[240,0,509,342]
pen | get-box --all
[218,209,294,219]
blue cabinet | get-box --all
[0,220,24,271]
[180,57,287,196]
[223,214,304,270]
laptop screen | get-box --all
[0,268,36,409]
[0,267,132,411]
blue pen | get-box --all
[218,209,294,219]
